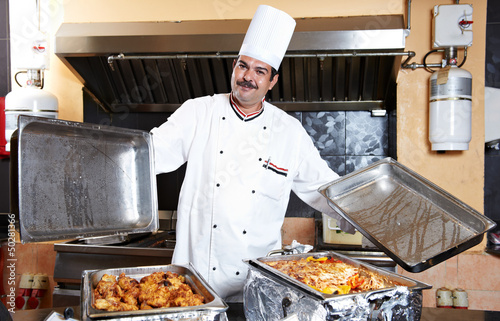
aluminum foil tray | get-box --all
[319,157,497,272]
[11,115,158,243]
[81,263,228,321]
[244,251,431,321]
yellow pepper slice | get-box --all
[336,285,351,295]
[309,284,351,295]
[306,256,328,262]
[320,287,337,294]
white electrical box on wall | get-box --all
[432,4,473,48]
[12,30,50,70]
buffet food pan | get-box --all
[245,251,430,301]
[10,115,158,243]
[319,157,496,273]
[244,251,431,321]
[81,263,228,321]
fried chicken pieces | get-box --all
[93,271,205,312]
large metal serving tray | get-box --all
[11,115,158,243]
[319,157,497,273]
[81,263,228,321]
[245,251,431,321]
[245,251,431,301]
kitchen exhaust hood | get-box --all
[55,15,408,113]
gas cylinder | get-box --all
[429,65,472,151]
[4,85,58,152]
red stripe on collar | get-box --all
[229,93,265,122]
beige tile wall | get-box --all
[398,252,500,310]
[1,242,56,310]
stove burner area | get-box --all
[122,231,176,248]
[70,230,176,248]
[52,230,176,308]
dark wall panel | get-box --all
[0,0,10,214]
[485,0,500,224]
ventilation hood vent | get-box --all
[55,15,408,113]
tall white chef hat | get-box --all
[239,5,296,70]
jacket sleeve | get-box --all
[150,99,200,174]
[291,131,356,234]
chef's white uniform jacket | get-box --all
[151,93,353,302]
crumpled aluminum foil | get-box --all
[243,269,423,321]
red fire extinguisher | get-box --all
[0,97,10,158]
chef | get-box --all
[151,4,354,302]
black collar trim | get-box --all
[229,93,264,122]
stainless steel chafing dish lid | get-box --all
[318,157,497,273]
[81,263,228,321]
[10,115,158,243]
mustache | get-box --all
[236,80,257,89]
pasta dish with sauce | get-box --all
[263,256,399,295]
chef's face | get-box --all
[231,55,279,110]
